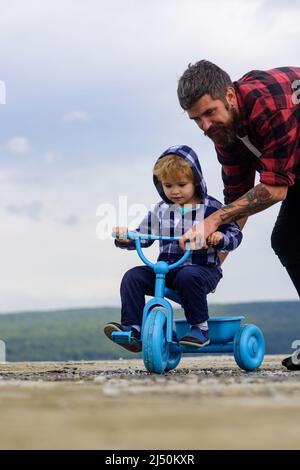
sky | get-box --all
[0,0,299,312]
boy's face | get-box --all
[161,178,199,206]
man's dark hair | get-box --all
[177,60,233,110]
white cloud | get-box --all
[1,0,300,89]
[44,151,56,163]
[62,111,89,123]
[6,136,31,155]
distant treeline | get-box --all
[0,301,299,361]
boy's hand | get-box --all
[112,226,130,244]
[207,231,224,246]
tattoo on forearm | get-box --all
[219,184,276,223]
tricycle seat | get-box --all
[175,316,245,344]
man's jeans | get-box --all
[271,180,300,296]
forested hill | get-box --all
[0,301,299,361]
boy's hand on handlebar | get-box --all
[112,226,130,244]
[207,231,224,246]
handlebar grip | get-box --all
[111,231,131,240]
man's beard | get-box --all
[205,106,241,147]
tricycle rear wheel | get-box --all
[234,324,265,371]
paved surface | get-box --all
[0,355,299,449]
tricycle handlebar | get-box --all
[112,231,191,270]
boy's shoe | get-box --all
[282,355,300,371]
[103,322,142,353]
[179,326,210,348]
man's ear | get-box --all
[226,86,237,108]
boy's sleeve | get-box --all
[115,205,160,251]
[214,221,243,252]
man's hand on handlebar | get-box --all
[179,218,219,251]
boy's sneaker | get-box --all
[179,326,210,348]
[103,322,142,353]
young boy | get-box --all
[104,145,242,351]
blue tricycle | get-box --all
[111,231,265,374]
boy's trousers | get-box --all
[120,264,222,326]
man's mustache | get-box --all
[204,124,227,138]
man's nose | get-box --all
[201,119,212,133]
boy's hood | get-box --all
[153,145,207,204]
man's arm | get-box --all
[179,183,288,250]
[216,183,287,224]
[235,216,248,230]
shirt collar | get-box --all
[233,81,248,137]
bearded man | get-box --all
[177,60,300,370]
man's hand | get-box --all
[179,216,219,251]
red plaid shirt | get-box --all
[216,66,300,204]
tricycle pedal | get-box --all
[111,331,131,344]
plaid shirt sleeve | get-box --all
[258,108,298,187]
[216,222,243,252]
[216,143,256,205]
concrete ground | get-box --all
[0,355,299,450]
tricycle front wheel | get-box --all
[143,309,181,374]
[165,336,182,372]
